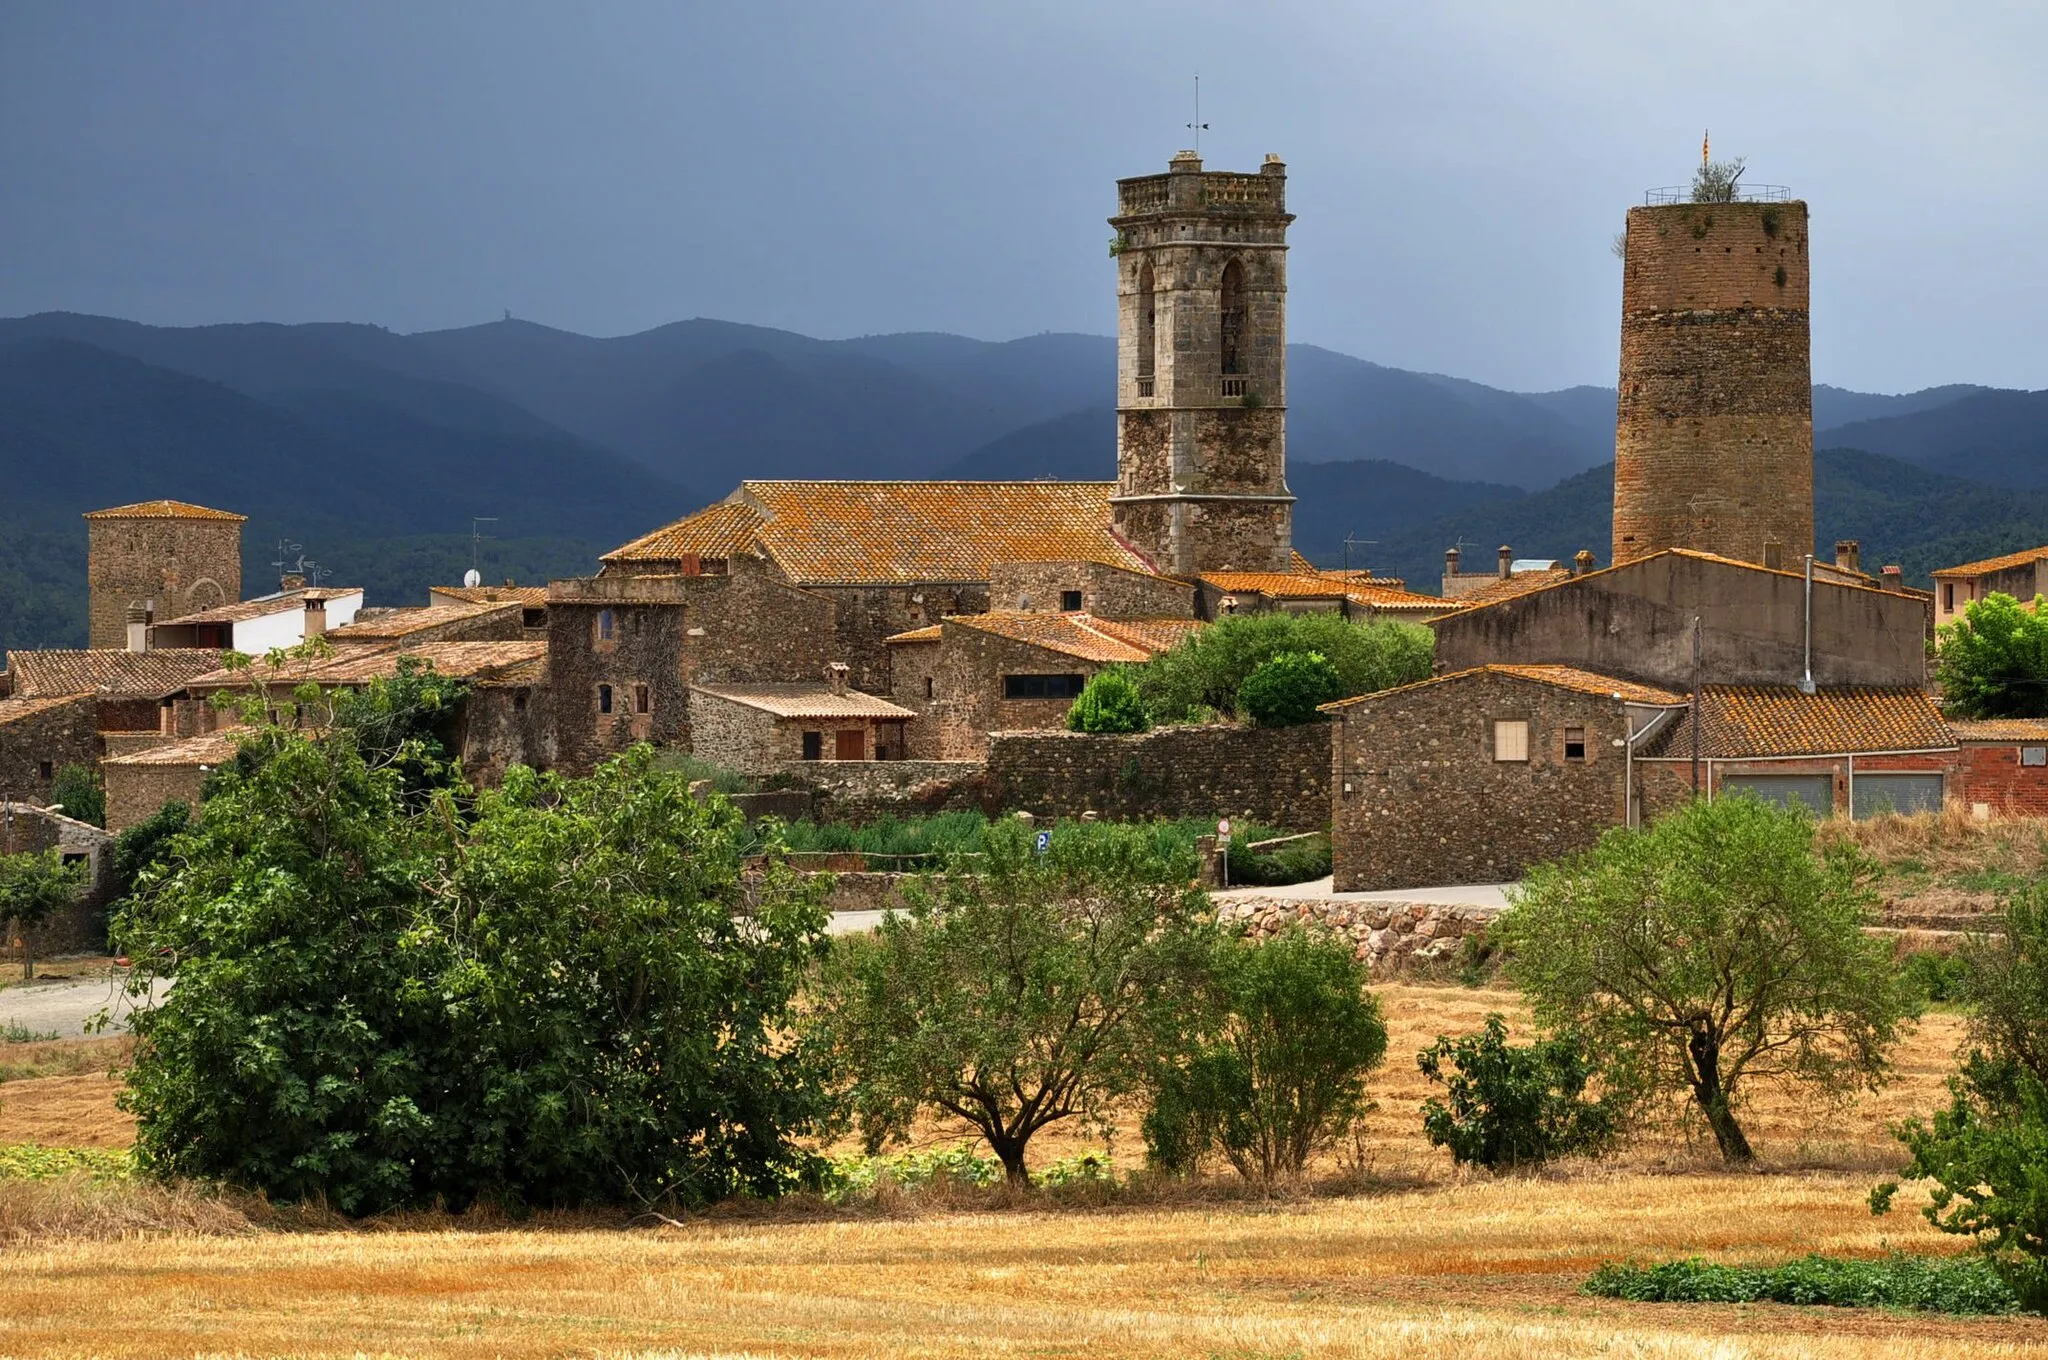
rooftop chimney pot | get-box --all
[125,603,150,654]
[825,661,850,696]
[1834,540,1862,575]
[1498,545,1514,580]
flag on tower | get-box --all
[1702,129,1710,166]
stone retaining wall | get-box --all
[986,724,1330,830]
[776,760,988,826]
[1216,895,1503,979]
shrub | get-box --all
[1236,651,1343,727]
[1875,884,2048,1313]
[1936,592,2048,719]
[48,764,104,828]
[1066,667,1150,733]
[1145,927,1387,1183]
[1417,1015,1622,1169]
[0,850,83,979]
[1583,1253,2015,1314]
[1899,948,1971,1005]
[1134,613,1432,723]
[1504,795,1914,1162]
[812,820,1209,1185]
[1691,155,1747,203]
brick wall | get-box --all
[87,516,243,649]
[987,561,1196,618]
[1614,200,1811,567]
[987,723,1330,829]
[1331,671,1658,891]
[1957,743,2048,818]
[0,697,99,803]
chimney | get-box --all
[1497,545,1513,580]
[125,602,150,653]
[280,571,306,591]
[1882,564,1904,590]
[1444,545,1461,577]
[825,661,850,696]
[303,595,327,639]
[1834,540,1861,575]
[1574,549,1596,577]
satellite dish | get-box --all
[463,568,483,588]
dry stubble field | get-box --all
[2,984,2045,1359]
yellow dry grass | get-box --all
[0,985,2031,1358]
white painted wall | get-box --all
[230,590,364,653]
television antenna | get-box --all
[471,517,499,575]
[1341,535,1378,579]
[1186,74,1208,155]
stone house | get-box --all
[986,560,1197,618]
[83,500,245,650]
[327,599,527,646]
[1930,546,2048,632]
[688,668,919,772]
[429,584,549,638]
[1324,665,1692,891]
[886,613,1200,759]
[0,696,98,803]
[0,648,226,777]
[0,801,116,956]
[100,728,246,833]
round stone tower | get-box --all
[1109,150,1295,576]
[84,500,246,648]
[1612,195,1811,568]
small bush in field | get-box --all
[1236,651,1344,728]
[1417,1015,1622,1169]
[1583,1253,2015,1314]
[1066,668,1150,733]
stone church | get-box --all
[550,151,1445,772]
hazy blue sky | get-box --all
[3,2,2043,392]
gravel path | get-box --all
[0,974,167,1038]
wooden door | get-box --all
[835,728,865,761]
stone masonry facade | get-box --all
[891,626,1105,761]
[87,511,244,649]
[987,723,1331,829]
[986,561,1196,618]
[1614,200,1812,567]
[0,697,99,803]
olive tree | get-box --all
[0,849,83,979]
[812,820,1209,1185]
[1502,795,1914,1163]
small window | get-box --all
[801,731,823,761]
[1943,583,1956,612]
[61,852,87,867]
[597,609,615,641]
[1493,720,1529,763]
[634,684,650,714]
[1060,590,1083,612]
[521,608,545,629]
[1004,674,1088,700]
[37,760,53,780]
[1563,725,1587,761]
[1762,541,1783,571]
[924,676,935,700]
[512,691,528,713]
[597,684,614,715]
[2023,746,2047,767]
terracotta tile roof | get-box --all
[1199,571,1447,612]
[1443,568,1572,608]
[602,501,768,565]
[82,499,246,522]
[1314,568,1411,590]
[476,654,548,688]
[1087,617,1203,653]
[102,728,251,768]
[1949,718,2048,743]
[606,483,1154,583]
[5,649,224,699]
[885,625,944,645]
[1642,686,1956,760]
[945,612,1195,664]
[0,694,90,728]
[327,602,517,640]
[430,585,549,607]
[1342,584,1455,612]
[160,587,361,627]
[186,641,547,689]
[1440,548,1908,621]
[1931,546,2048,579]
[1322,664,1686,714]
[689,683,917,721]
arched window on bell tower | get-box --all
[1136,260,1156,396]
[1219,259,1246,377]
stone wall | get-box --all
[1217,894,1501,979]
[87,514,243,650]
[1331,669,1667,891]
[103,760,206,835]
[0,697,99,804]
[775,760,988,826]
[987,561,1196,619]
[458,683,553,786]
[894,625,1112,760]
[1431,551,1928,692]
[0,806,116,956]
[987,723,1330,829]
[1614,200,1811,567]
[799,581,989,696]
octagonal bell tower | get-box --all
[1109,151,1295,576]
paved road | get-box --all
[0,974,167,1038]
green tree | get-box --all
[1503,796,1914,1163]
[1145,926,1387,1183]
[1417,1015,1622,1169]
[1066,666,1150,733]
[1236,650,1344,727]
[111,800,192,900]
[813,820,1208,1186]
[1692,155,1748,203]
[0,849,83,979]
[48,763,104,828]
[1936,593,2048,719]
[1876,886,2048,1312]
[1134,613,1431,723]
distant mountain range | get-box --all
[2,309,2046,651]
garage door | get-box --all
[1722,774,1833,817]
[1853,773,1944,819]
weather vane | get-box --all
[1187,74,1207,155]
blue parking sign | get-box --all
[1035,830,1052,855]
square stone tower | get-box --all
[1613,194,1812,568]
[1109,151,1295,575]
[84,500,246,648]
